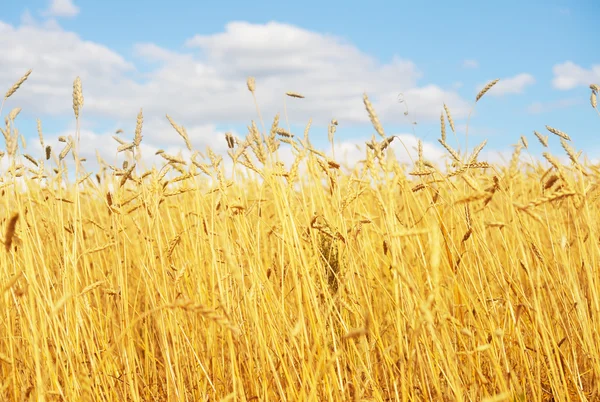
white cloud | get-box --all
[1,18,472,160]
[45,0,80,18]
[552,61,600,90]
[463,59,479,69]
[0,21,134,116]
[526,98,580,114]
[477,73,535,97]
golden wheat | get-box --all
[0,72,598,402]
[476,78,500,101]
[3,69,31,101]
[443,102,455,133]
[363,93,385,138]
[546,124,571,141]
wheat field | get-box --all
[1,71,599,401]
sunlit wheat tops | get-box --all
[476,78,499,102]
[561,138,582,169]
[363,93,385,138]
[276,128,294,138]
[1,121,18,158]
[591,84,598,109]
[36,118,44,148]
[534,130,549,147]
[4,69,32,101]
[23,154,38,167]
[166,114,192,151]
[285,91,305,99]
[7,107,21,121]
[468,139,487,164]
[134,108,143,148]
[546,125,571,141]
[246,76,265,133]
[443,103,455,133]
[246,76,256,93]
[438,139,461,163]
[440,110,446,142]
[73,76,84,119]
[59,137,73,160]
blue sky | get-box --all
[1,0,599,170]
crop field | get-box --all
[1,71,599,401]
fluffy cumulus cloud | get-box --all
[477,73,535,97]
[1,18,471,125]
[45,0,80,18]
[1,16,478,174]
[552,61,600,90]
[0,20,134,116]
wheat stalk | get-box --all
[4,69,32,101]
[363,93,385,138]
[443,103,455,133]
[134,108,143,149]
[438,140,461,162]
[476,79,499,102]
[285,91,305,98]
[440,110,447,142]
[545,125,571,141]
[534,131,549,147]
[166,114,192,151]
[72,76,84,119]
